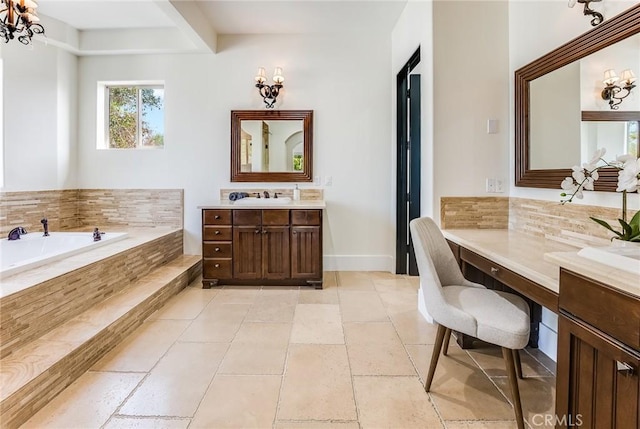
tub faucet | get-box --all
[8,227,27,240]
[93,227,104,242]
[41,218,50,237]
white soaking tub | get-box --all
[1,231,128,278]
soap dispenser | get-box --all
[293,184,300,201]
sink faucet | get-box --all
[8,227,27,240]
[263,191,270,198]
[41,218,50,237]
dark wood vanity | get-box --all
[202,208,323,289]
[555,269,639,429]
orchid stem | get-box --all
[622,190,627,223]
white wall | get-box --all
[1,42,78,191]
[432,1,510,216]
[76,33,394,267]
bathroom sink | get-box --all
[577,244,640,275]
[233,197,293,205]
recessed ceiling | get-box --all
[37,0,177,30]
[196,0,408,35]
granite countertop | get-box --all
[199,200,326,210]
[545,251,640,299]
[443,229,581,294]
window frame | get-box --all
[97,81,165,150]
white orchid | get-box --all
[616,157,640,193]
[560,148,640,242]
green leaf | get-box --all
[618,219,633,240]
[590,217,623,238]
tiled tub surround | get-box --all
[441,196,637,246]
[0,189,183,237]
[0,228,184,359]
[0,227,201,429]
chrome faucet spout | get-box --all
[263,191,270,198]
[41,218,50,237]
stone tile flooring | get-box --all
[22,272,556,429]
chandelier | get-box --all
[0,0,45,45]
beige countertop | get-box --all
[545,251,640,299]
[443,229,580,294]
[199,200,326,210]
[444,229,640,299]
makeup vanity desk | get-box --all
[443,229,640,428]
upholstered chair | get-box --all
[409,217,530,429]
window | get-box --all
[100,84,164,149]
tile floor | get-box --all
[22,272,557,429]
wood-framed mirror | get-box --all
[515,3,640,191]
[231,110,313,182]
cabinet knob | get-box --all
[292,231,297,235]
[255,229,260,234]
[262,230,268,234]
[617,361,634,376]
[214,215,221,220]
[215,230,221,235]
[214,263,220,268]
[215,247,220,252]
[490,267,499,274]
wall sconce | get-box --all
[255,67,284,109]
[601,69,636,110]
[568,0,604,26]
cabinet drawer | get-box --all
[203,226,232,241]
[203,259,232,279]
[560,269,640,350]
[263,210,290,225]
[203,242,232,258]
[203,209,232,225]
[233,210,262,225]
[460,247,559,312]
[291,210,321,226]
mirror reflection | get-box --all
[230,110,313,183]
[528,33,640,170]
[240,120,304,173]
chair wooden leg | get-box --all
[512,349,524,379]
[425,324,447,392]
[442,328,451,356]
[502,347,525,429]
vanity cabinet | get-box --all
[202,208,322,288]
[555,269,639,429]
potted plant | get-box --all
[560,148,640,242]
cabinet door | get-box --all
[556,312,639,429]
[262,226,290,279]
[233,226,262,279]
[290,226,322,279]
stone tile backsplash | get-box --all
[0,189,183,236]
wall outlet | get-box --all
[314,176,321,185]
[324,176,333,186]
[495,178,504,193]
[486,178,496,193]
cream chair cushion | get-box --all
[410,217,530,350]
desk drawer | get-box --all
[203,259,232,279]
[560,269,640,351]
[460,247,558,313]
[203,242,232,258]
[203,226,232,241]
[203,209,232,225]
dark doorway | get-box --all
[395,47,421,276]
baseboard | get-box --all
[538,322,558,362]
[323,255,394,272]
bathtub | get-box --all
[1,232,128,278]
